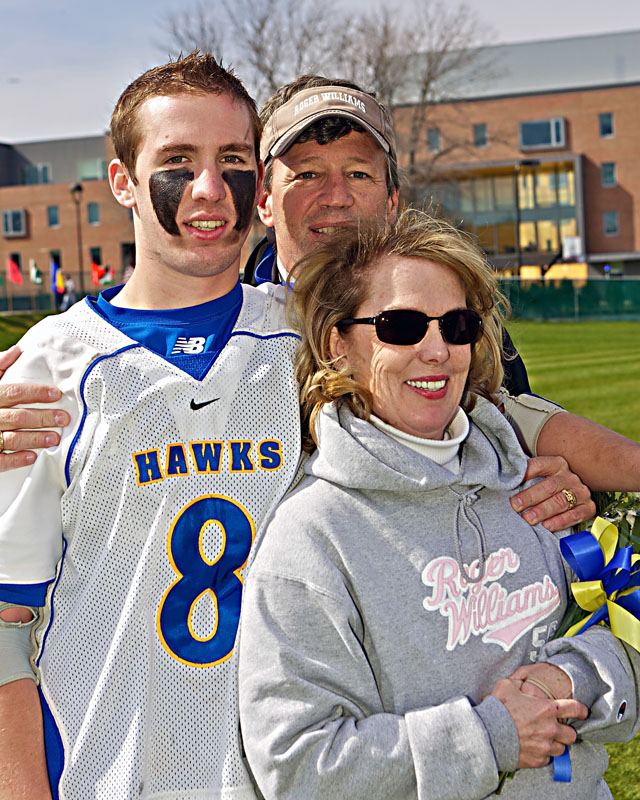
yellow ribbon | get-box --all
[562,517,640,653]
[590,516,619,563]
[608,591,640,653]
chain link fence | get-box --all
[499,278,640,321]
[0,267,108,313]
[1,274,640,320]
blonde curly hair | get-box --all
[290,209,509,449]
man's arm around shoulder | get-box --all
[0,606,51,799]
[502,389,640,490]
[537,411,640,491]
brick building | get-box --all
[3,29,639,298]
[0,135,134,306]
[393,29,640,276]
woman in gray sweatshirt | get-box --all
[238,210,639,799]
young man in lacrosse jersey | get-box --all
[0,53,302,800]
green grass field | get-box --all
[0,313,639,797]
[0,313,51,352]
[508,320,640,441]
[509,320,640,799]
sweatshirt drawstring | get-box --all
[452,488,488,584]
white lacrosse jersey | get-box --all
[0,284,301,800]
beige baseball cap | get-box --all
[260,85,397,163]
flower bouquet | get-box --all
[496,492,640,794]
[556,491,640,643]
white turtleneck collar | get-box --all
[276,254,290,285]
[369,407,470,473]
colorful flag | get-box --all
[99,264,114,285]
[91,261,106,287]
[7,257,23,284]
[91,262,114,287]
[51,261,65,294]
[29,258,43,285]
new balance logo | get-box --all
[171,336,206,355]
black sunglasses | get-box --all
[336,308,483,346]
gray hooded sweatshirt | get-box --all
[238,397,639,800]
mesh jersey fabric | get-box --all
[0,284,302,800]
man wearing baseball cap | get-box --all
[244,76,399,288]
[244,76,535,393]
[243,74,640,527]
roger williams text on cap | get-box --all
[293,91,367,117]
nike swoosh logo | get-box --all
[190,398,219,410]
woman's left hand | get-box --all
[509,662,573,701]
[510,455,595,532]
[490,678,587,768]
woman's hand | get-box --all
[490,677,588,769]
[510,455,595,532]
[0,347,71,471]
[510,662,573,701]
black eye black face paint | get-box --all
[149,169,194,236]
[222,170,256,232]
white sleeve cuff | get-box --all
[498,389,565,456]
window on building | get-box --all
[475,224,495,254]
[603,211,619,236]
[560,218,577,243]
[537,219,559,252]
[427,128,441,153]
[2,209,27,237]
[474,178,493,212]
[517,172,535,210]
[519,221,537,251]
[599,112,614,138]
[428,165,579,261]
[497,222,516,254]
[459,180,473,214]
[535,172,557,208]
[473,123,487,147]
[87,202,100,225]
[519,117,566,149]
[90,247,102,265]
[78,159,107,181]
[556,171,574,206]
[493,176,514,209]
[47,205,60,227]
[601,162,616,187]
[21,163,51,185]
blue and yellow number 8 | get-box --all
[157,495,255,667]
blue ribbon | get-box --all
[553,746,572,782]
[560,530,636,595]
[560,528,605,578]
[551,525,640,782]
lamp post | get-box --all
[70,182,85,296]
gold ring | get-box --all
[561,488,577,510]
[0,430,5,453]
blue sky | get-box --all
[1,0,639,143]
